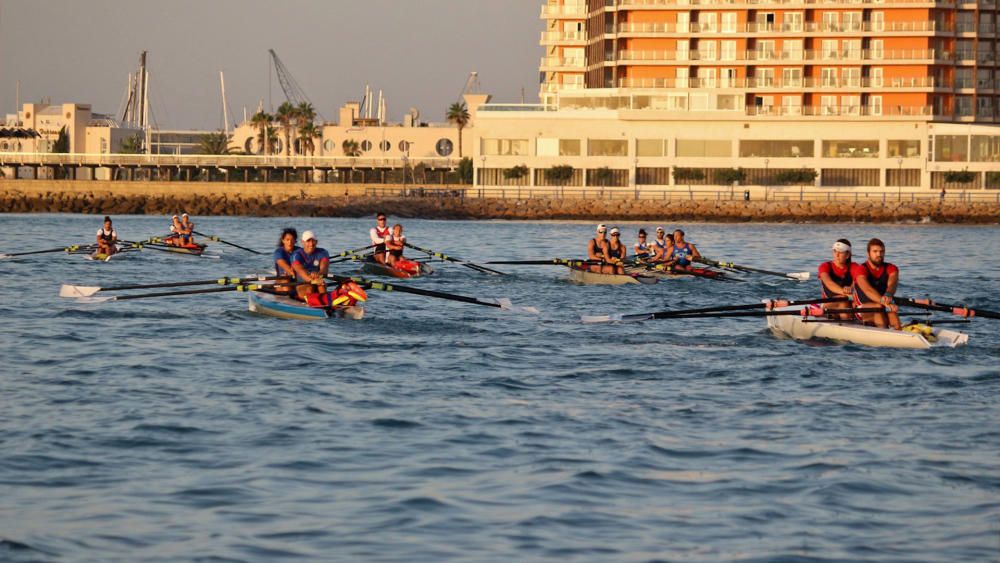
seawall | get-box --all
[1,180,997,223]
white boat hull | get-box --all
[567,267,657,285]
[766,307,968,349]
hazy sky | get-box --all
[0,0,543,129]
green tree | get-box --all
[446,102,470,159]
[773,169,818,186]
[457,157,474,184]
[51,126,70,153]
[715,167,746,185]
[672,167,706,187]
[198,131,232,155]
[342,139,361,157]
[503,164,529,181]
[943,169,976,184]
[592,166,615,187]
[545,165,575,185]
[119,134,144,154]
[276,101,297,156]
[298,123,320,157]
[250,111,272,155]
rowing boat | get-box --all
[568,266,658,285]
[247,290,364,321]
[86,245,133,262]
[766,305,968,349]
[627,264,724,280]
[360,256,434,279]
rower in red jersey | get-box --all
[851,238,901,330]
[817,238,855,319]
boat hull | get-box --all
[568,267,657,285]
[766,308,968,349]
[248,291,364,321]
[361,258,433,279]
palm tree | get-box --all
[198,131,232,155]
[446,102,470,158]
[342,139,361,157]
[276,101,297,156]
[250,111,272,155]
[296,102,316,126]
[298,123,320,156]
[119,134,143,154]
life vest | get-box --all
[820,260,853,298]
[305,281,368,308]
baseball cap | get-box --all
[596,224,607,232]
[302,230,317,242]
[609,227,620,235]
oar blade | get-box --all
[787,272,811,281]
[580,313,621,324]
[492,298,539,314]
[59,285,102,298]
[73,295,116,304]
[0,254,11,260]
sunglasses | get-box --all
[377,217,386,220]
[611,233,620,237]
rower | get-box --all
[169,214,182,244]
[95,216,118,257]
[586,224,609,273]
[851,238,901,330]
[670,229,701,272]
[817,238,854,319]
[369,212,391,264]
[291,230,330,301]
[385,224,406,266]
[178,213,195,246]
[650,227,670,262]
[606,227,627,275]
[633,229,652,262]
[273,227,299,294]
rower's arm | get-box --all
[819,272,849,296]
[855,272,883,302]
[291,261,310,282]
[690,243,701,259]
[587,242,600,261]
[885,271,899,298]
[318,258,330,277]
[276,259,295,277]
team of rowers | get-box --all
[587,224,701,274]
[94,213,198,258]
[818,237,901,330]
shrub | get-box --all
[457,157,473,184]
[503,164,529,180]
[715,167,745,185]
[672,167,706,183]
[545,165,575,185]
[772,168,817,185]
[943,170,977,184]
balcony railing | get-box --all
[540,4,587,18]
[615,0,952,6]
[540,56,586,68]
[617,48,948,62]
[746,104,934,117]
[540,30,586,43]
[614,20,942,34]
[617,77,938,89]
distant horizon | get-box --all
[0,0,543,130]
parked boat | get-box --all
[766,307,968,349]
[567,266,658,285]
[248,290,364,321]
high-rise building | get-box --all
[541,0,998,122]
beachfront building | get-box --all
[472,0,1000,192]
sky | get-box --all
[0,0,543,129]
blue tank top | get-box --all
[274,246,299,276]
[672,242,693,266]
[291,247,331,281]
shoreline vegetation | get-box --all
[1,180,997,224]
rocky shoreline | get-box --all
[1,181,997,223]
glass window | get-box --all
[482,138,528,156]
[360,140,372,152]
[887,140,920,158]
[676,139,732,157]
[822,140,879,158]
[380,140,392,152]
[323,139,334,152]
[588,139,627,157]
[536,138,559,157]
[739,140,814,158]
[435,138,453,157]
[560,139,581,156]
[637,139,666,157]
[934,135,968,162]
[971,136,1000,162]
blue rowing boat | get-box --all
[247,291,364,321]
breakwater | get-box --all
[1,180,997,223]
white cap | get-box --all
[302,230,317,242]
[171,214,178,219]
[596,224,607,232]
[832,241,851,252]
[181,213,189,218]
[655,226,664,232]
[609,227,620,235]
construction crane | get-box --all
[457,72,481,103]
[268,49,322,118]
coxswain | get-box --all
[290,230,330,301]
[385,224,406,267]
[272,227,299,294]
[851,238,901,330]
[817,239,855,319]
[586,224,609,273]
[606,227,627,275]
[670,229,701,272]
[178,213,195,246]
[95,216,118,256]
[633,229,652,262]
[369,212,391,264]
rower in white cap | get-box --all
[607,227,627,274]
[291,230,331,301]
[817,238,855,320]
[587,224,610,273]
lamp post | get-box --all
[401,154,408,194]
[896,157,903,200]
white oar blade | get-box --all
[0,254,11,260]
[787,272,811,281]
[493,298,539,314]
[74,296,116,304]
[580,313,621,324]
[59,285,101,298]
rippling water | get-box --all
[1,214,998,561]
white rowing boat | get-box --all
[568,266,658,285]
[247,291,364,321]
[766,306,968,349]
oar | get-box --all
[897,297,1000,320]
[328,244,379,264]
[696,257,810,281]
[625,261,732,282]
[582,296,849,324]
[652,307,886,320]
[192,230,262,255]
[326,274,537,313]
[403,242,506,276]
[70,283,263,304]
[484,259,604,266]
[60,274,286,298]
[0,244,97,259]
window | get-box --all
[721,40,737,61]
[699,41,717,61]
[560,139,581,156]
[380,140,392,152]
[842,67,861,87]
[435,138,453,157]
[822,40,838,60]
[588,139,627,157]
[822,140,879,158]
[536,138,559,156]
[822,12,840,32]
[934,135,969,162]
[698,12,717,32]
[398,140,411,152]
[784,12,803,32]
[782,68,802,87]
[720,68,737,87]
[360,140,372,152]
[739,140,814,158]
[756,12,775,31]
[481,138,528,156]
[870,67,884,88]
[676,139,731,157]
[821,68,838,87]
[971,136,1000,162]
[722,12,737,33]
[888,140,920,158]
[781,96,802,116]
[870,39,884,59]
[698,67,717,87]
[821,96,838,115]
[637,139,666,157]
[871,11,884,32]
[323,139,334,152]
[677,40,690,60]
[843,12,862,31]
[676,67,689,88]
[756,68,775,87]
[869,96,882,116]
[757,40,775,60]
[782,40,803,60]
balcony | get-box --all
[540,4,587,18]
[614,0,952,7]
[745,104,935,118]
[616,76,938,89]
[613,19,942,35]
[540,30,587,44]
[540,56,587,70]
